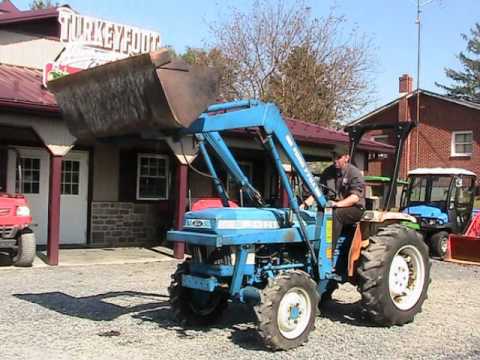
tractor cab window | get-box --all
[409,176,428,203]
[454,176,475,210]
[430,176,452,207]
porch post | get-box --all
[47,155,62,265]
[173,163,188,259]
[280,184,289,208]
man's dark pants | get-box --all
[332,206,364,250]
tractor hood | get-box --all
[183,207,289,234]
[403,205,449,224]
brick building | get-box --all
[351,74,480,181]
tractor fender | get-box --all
[348,224,368,278]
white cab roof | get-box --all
[408,168,477,176]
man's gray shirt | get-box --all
[320,163,366,208]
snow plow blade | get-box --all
[48,48,219,139]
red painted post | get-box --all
[280,186,289,208]
[173,163,188,259]
[279,171,291,208]
[47,155,62,265]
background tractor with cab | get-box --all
[48,48,431,351]
[401,168,477,258]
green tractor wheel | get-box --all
[255,270,319,351]
[357,224,431,326]
[168,262,228,326]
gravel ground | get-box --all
[0,259,479,360]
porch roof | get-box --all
[0,62,59,113]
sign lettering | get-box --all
[57,7,161,56]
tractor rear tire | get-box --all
[429,231,449,259]
[255,270,319,351]
[168,262,228,326]
[12,231,36,267]
[357,224,430,326]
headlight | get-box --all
[16,205,31,217]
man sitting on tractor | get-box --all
[301,145,366,249]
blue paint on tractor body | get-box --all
[403,205,449,224]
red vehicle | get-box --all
[0,149,36,267]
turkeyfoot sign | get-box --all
[58,7,161,55]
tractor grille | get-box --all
[0,208,11,216]
[0,226,17,239]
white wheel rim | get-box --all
[389,245,426,311]
[440,236,448,254]
[277,287,311,339]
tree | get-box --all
[29,0,58,10]
[436,23,480,104]
[181,47,240,101]
[203,0,375,126]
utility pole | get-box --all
[413,0,435,168]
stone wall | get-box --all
[90,202,169,246]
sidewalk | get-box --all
[0,246,178,268]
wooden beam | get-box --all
[47,155,62,265]
[173,163,188,259]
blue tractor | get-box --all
[401,168,477,259]
[48,49,431,351]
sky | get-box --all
[14,0,480,119]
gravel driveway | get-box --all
[0,259,479,360]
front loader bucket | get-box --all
[446,234,480,265]
[48,48,219,139]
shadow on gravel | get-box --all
[319,299,375,327]
[15,290,374,351]
[0,252,13,266]
[15,291,170,321]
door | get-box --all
[7,147,50,245]
[60,151,89,244]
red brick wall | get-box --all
[363,93,480,179]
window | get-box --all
[136,154,169,200]
[16,157,40,194]
[409,176,428,202]
[61,160,80,195]
[373,135,389,144]
[430,176,451,203]
[451,131,473,156]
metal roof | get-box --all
[349,89,480,126]
[0,0,18,13]
[284,117,394,153]
[0,5,58,25]
[0,63,59,113]
[408,168,477,176]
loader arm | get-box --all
[185,100,327,210]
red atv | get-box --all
[0,149,36,267]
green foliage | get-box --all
[29,0,58,10]
[436,23,480,104]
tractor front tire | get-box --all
[357,224,430,326]
[429,231,449,259]
[168,262,228,326]
[255,270,319,351]
[12,231,36,267]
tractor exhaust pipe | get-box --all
[48,48,219,139]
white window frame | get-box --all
[451,131,473,157]
[136,153,169,200]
